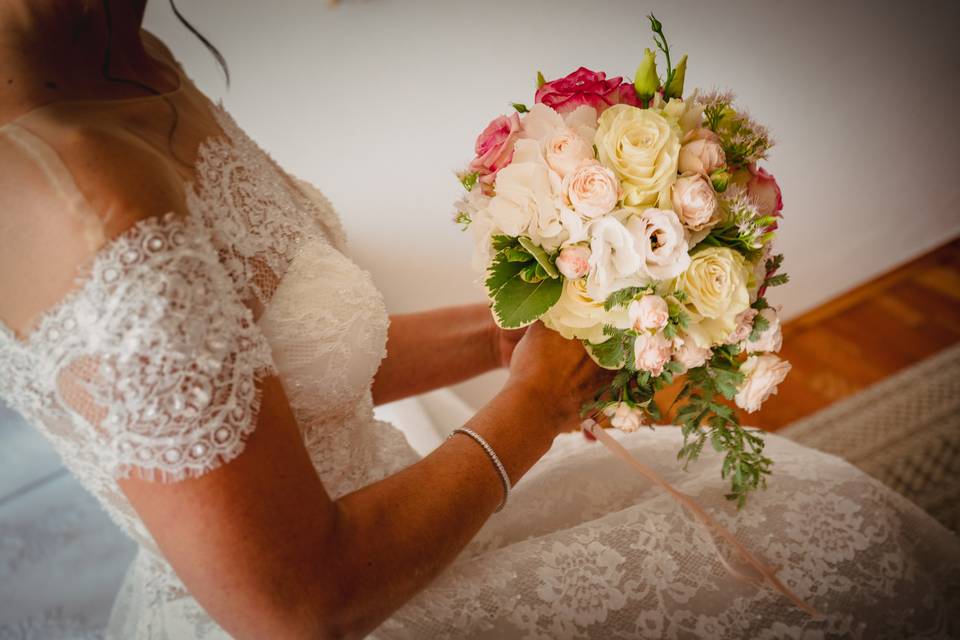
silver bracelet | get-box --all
[448,427,511,512]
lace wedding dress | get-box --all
[0,47,958,639]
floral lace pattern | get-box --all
[1,99,958,639]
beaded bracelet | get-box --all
[448,427,511,512]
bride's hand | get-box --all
[506,321,616,434]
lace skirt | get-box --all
[107,429,960,639]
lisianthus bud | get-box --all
[556,244,592,280]
[710,167,731,192]
[634,48,660,103]
[664,54,687,99]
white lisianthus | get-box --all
[672,334,712,371]
[563,162,621,219]
[628,294,669,332]
[625,208,691,281]
[634,331,672,376]
[594,104,680,208]
[735,354,791,413]
[521,103,597,179]
[746,306,783,353]
[585,216,649,302]
[555,244,591,280]
[675,247,752,348]
[542,277,630,344]
[603,402,645,432]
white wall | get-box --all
[146,0,960,407]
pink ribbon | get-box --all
[581,417,819,616]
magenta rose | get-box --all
[469,112,522,181]
[535,67,640,115]
[747,165,783,218]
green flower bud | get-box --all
[710,166,732,193]
[634,48,660,102]
[664,54,687,99]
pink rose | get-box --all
[633,332,672,376]
[747,165,783,217]
[469,113,522,181]
[563,162,621,219]
[556,245,591,280]
[671,173,720,231]
[727,307,758,344]
[603,402,645,432]
[672,335,711,371]
[628,295,669,332]
[735,354,791,413]
[678,128,726,176]
[535,67,640,115]
[746,306,783,353]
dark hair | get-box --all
[100,0,230,165]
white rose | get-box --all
[727,308,758,344]
[735,354,791,413]
[675,247,752,348]
[556,244,591,280]
[595,104,680,208]
[746,306,783,353]
[522,103,597,179]
[625,208,691,281]
[585,216,649,302]
[563,162,621,219]
[678,128,726,175]
[672,335,712,371]
[603,402,645,432]
[671,173,721,232]
[542,277,630,344]
[634,331,672,376]
[628,294,669,332]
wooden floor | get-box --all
[746,237,960,431]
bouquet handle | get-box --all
[581,418,819,616]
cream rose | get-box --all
[542,277,630,344]
[678,128,726,175]
[634,331,672,376]
[671,173,721,232]
[556,244,591,280]
[603,402,645,432]
[628,294,669,332]
[563,162,621,219]
[675,247,752,348]
[672,335,712,371]
[746,306,783,353]
[594,104,680,208]
[625,208,691,281]
[586,216,648,302]
[735,354,791,413]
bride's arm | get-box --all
[371,303,522,405]
[119,323,608,640]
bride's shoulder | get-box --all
[0,114,188,340]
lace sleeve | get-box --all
[52,213,278,482]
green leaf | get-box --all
[491,273,563,328]
[512,103,529,114]
[765,273,789,288]
[518,236,559,279]
[586,328,635,369]
[505,246,533,263]
[537,71,546,89]
[603,286,647,311]
[485,251,527,296]
[748,313,770,342]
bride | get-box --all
[0,1,957,638]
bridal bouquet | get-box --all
[454,15,790,506]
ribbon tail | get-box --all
[582,419,819,617]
